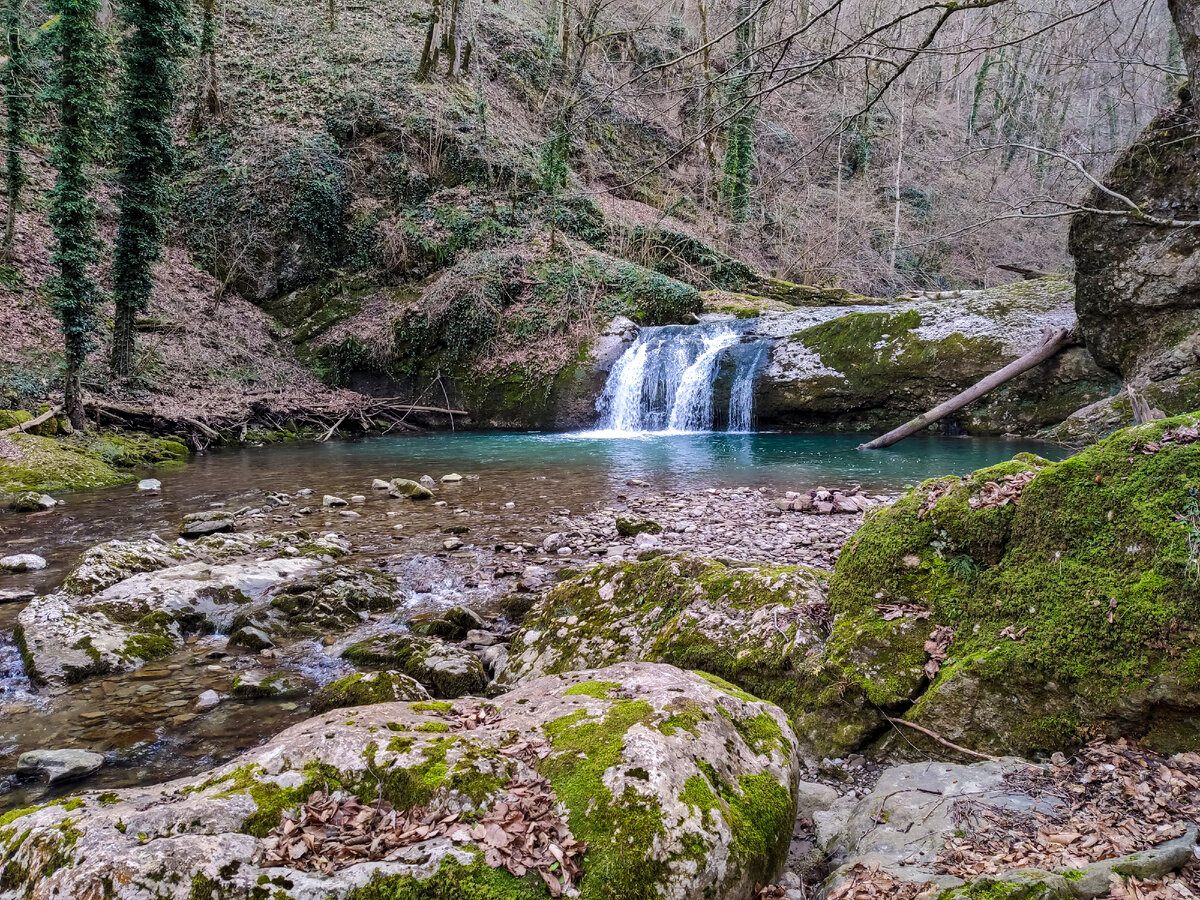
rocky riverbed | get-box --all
[0,416,1197,899]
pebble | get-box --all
[323,495,348,507]
[195,690,221,710]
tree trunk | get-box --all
[64,358,85,431]
[111,301,135,377]
[416,0,440,80]
[857,328,1075,450]
[1169,0,1200,97]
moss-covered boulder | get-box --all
[755,279,1117,434]
[343,633,488,698]
[0,431,189,497]
[17,532,354,686]
[312,670,430,712]
[790,415,1200,758]
[0,664,800,900]
[406,605,484,639]
[503,556,830,750]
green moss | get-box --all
[344,855,550,900]
[562,680,619,699]
[410,701,454,714]
[801,414,1200,757]
[415,722,450,733]
[658,699,710,737]
[312,672,426,712]
[0,808,39,829]
[694,672,758,703]
[0,430,191,496]
[537,699,669,900]
[121,633,176,662]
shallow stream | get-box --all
[0,430,1065,810]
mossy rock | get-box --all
[389,478,433,500]
[0,664,800,900]
[793,415,1200,758]
[505,555,830,760]
[406,605,483,640]
[268,566,402,632]
[311,670,430,712]
[343,634,488,698]
[0,431,191,497]
[615,516,662,537]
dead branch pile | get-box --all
[938,740,1200,880]
[776,488,873,515]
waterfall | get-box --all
[590,320,767,435]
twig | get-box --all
[884,717,1002,762]
[0,405,61,438]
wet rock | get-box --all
[16,748,105,785]
[0,663,800,900]
[137,478,161,493]
[229,625,274,651]
[0,588,35,603]
[311,670,429,712]
[10,491,55,513]
[442,537,463,550]
[371,478,390,490]
[419,475,436,488]
[179,510,235,538]
[195,689,221,710]
[407,606,484,640]
[343,634,487,698]
[389,478,433,500]
[17,532,352,686]
[441,473,462,483]
[0,553,47,573]
[230,670,309,699]
[322,495,348,507]
[615,516,662,537]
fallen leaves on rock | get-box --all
[447,774,585,896]
[918,479,960,519]
[825,864,933,900]
[1105,860,1200,899]
[754,883,787,899]
[968,471,1036,511]
[877,603,931,621]
[260,773,585,895]
[938,739,1200,880]
[923,624,954,679]
[1136,425,1199,455]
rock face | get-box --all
[16,531,354,686]
[754,278,1117,434]
[503,556,829,753]
[1068,104,1200,440]
[0,663,800,900]
[787,415,1200,759]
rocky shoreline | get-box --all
[0,416,1197,899]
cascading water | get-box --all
[590,320,768,435]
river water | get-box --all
[0,430,1064,809]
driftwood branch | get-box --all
[0,405,61,438]
[884,716,1002,762]
[858,327,1074,450]
[996,263,1059,280]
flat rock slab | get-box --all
[16,749,105,785]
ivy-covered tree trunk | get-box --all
[2,0,31,255]
[415,0,441,81]
[110,0,191,378]
[721,0,763,223]
[190,0,221,130]
[48,0,106,429]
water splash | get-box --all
[589,320,767,435]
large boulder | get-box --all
[503,556,829,753]
[788,415,1200,759]
[16,531,358,686]
[755,279,1116,434]
[0,663,801,900]
[1068,103,1200,441]
[342,634,489,698]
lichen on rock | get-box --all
[0,663,800,900]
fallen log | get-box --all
[0,405,61,438]
[858,327,1075,451]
